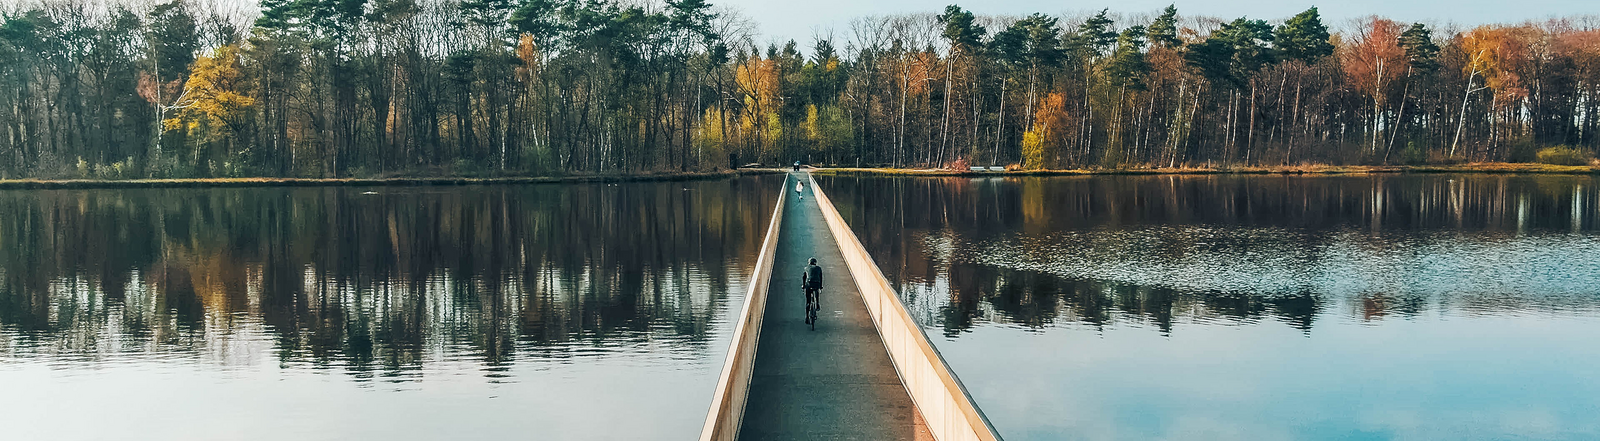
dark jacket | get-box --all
[804,264,823,289]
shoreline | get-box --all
[810,163,1600,177]
[0,169,787,190]
[3,162,1597,189]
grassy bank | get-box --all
[809,163,1600,177]
[0,169,786,190]
[7,163,1595,189]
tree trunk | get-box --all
[1452,70,1482,158]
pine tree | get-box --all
[1106,27,1149,90]
[1275,7,1333,64]
[1146,5,1181,49]
[1074,9,1117,58]
[936,5,984,51]
[1399,23,1440,73]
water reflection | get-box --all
[0,175,782,440]
[0,178,780,370]
[824,174,1600,236]
[821,174,1600,336]
[820,174,1600,441]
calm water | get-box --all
[0,175,784,440]
[820,174,1600,441]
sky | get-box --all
[721,0,1598,44]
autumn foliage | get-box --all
[2,1,1600,179]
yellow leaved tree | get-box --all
[167,43,255,173]
[1021,93,1067,170]
[1452,25,1535,156]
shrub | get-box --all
[1099,148,1124,169]
[147,155,196,179]
[1427,149,1464,165]
[1535,146,1591,166]
[1506,137,1539,163]
[947,156,970,171]
[1399,141,1428,165]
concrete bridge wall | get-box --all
[699,173,1000,441]
[698,179,788,441]
[808,174,1002,441]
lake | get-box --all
[0,175,784,441]
[6,172,1597,441]
[819,173,1600,441]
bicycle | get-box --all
[805,287,820,330]
[802,258,822,330]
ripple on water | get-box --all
[939,227,1600,320]
[819,174,1600,441]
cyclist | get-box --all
[802,258,823,325]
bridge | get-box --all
[699,172,1002,441]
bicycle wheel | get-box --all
[807,294,817,330]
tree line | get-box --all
[2,0,1598,178]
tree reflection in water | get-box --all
[0,176,783,379]
[820,174,1600,337]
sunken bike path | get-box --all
[737,172,930,441]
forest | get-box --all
[1,0,1598,178]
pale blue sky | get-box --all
[724,0,1597,43]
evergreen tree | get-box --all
[510,0,564,47]
[991,22,1027,66]
[1074,9,1117,58]
[1106,26,1149,90]
[149,1,199,81]
[669,0,718,52]
[1007,14,1064,134]
[936,5,984,52]
[1146,5,1181,49]
[1021,14,1064,67]
[1399,23,1440,72]
[1186,18,1277,89]
[1275,7,1333,64]
[1185,35,1234,86]
[1214,18,1276,87]
[462,0,516,29]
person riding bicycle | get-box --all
[802,258,823,324]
